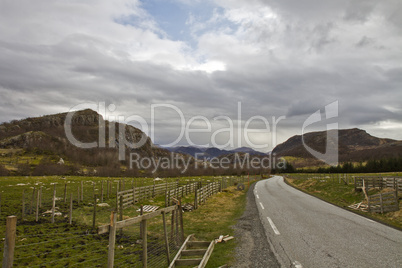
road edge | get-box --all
[233,181,281,268]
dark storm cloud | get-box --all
[0,0,401,149]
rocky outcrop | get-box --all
[0,109,173,160]
[0,131,52,148]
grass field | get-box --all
[285,173,402,229]
[0,175,252,267]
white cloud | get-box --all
[0,0,401,151]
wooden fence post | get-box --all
[93,194,97,229]
[107,211,117,268]
[77,186,80,205]
[162,211,170,264]
[170,209,175,242]
[21,190,25,221]
[64,183,67,203]
[178,198,184,243]
[69,193,73,225]
[133,184,136,205]
[379,193,384,214]
[101,181,104,203]
[152,180,156,198]
[107,180,110,199]
[30,187,35,214]
[115,181,119,212]
[39,186,42,208]
[194,190,198,210]
[142,218,148,268]
[81,181,84,202]
[181,184,184,198]
[2,216,17,268]
[119,195,123,236]
[175,206,179,245]
[51,184,56,224]
[36,189,40,222]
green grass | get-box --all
[285,174,402,230]
[0,175,252,267]
[183,185,249,267]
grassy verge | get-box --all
[183,185,249,267]
[285,177,402,230]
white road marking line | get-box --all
[259,202,265,210]
[366,218,375,223]
[256,194,260,199]
[293,260,303,268]
[267,217,280,235]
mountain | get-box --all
[0,109,179,175]
[166,146,205,158]
[272,128,402,163]
[164,145,267,159]
[231,147,267,156]
[0,109,159,154]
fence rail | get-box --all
[194,182,221,209]
[166,182,200,206]
[98,205,183,268]
[368,191,399,213]
[355,177,402,194]
[118,181,179,209]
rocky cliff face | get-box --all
[0,109,173,164]
[0,109,99,139]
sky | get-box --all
[0,0,401,152]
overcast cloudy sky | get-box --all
[0,0,401,152]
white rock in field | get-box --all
[42,210,62,216]
[97,203,110,207]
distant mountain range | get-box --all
[163,145,267,159]
[1,109,401,173]
[272,128,402,163]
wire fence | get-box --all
[2,221,109,267]
[1,175,251,267]
[0,177,187,227]
[1,208,184,268]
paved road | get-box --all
[255,176,402,268]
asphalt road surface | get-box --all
[255,176,402,268]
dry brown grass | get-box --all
[182,185,249,267]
